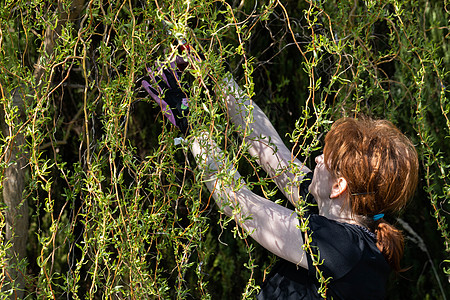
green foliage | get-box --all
[0,0,449,299]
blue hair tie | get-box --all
[372,213,384,221]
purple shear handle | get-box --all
[142,59,190,134]
[141,79,177,127]
[142,60,183,129]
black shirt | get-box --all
[257,173,390,299]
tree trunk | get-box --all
[1,89,29,299]
[0,1,86,297]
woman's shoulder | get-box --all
[307,214,379,255]
[305,215,387,280]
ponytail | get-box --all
[374,220,404,272]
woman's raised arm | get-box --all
[190,132,308,268]
[217,74,311,206]
[141,62,309,267]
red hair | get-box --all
[323,117,418,272]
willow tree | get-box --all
[0,0,448,299]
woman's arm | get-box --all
[141,61,308,267]
[190,133,308,268]
[217,75,311,206]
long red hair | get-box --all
[323,117,418,272]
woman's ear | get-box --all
[329,177,347,199]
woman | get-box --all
[143,63,419,299]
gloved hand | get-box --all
[142,61,190,135]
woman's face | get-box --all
[308,154,336,202]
